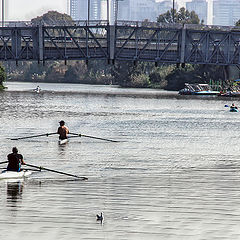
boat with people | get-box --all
[229,103,239,112]
[0,170,32,180]
[34,86,41,93]
[179,83,220,95]
[58,139,68,145]
[230,108,239,112]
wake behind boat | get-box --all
[0,170,32,180]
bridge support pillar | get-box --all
[109,25,115,64]
[38,24,43,62]
[180,25,186,64]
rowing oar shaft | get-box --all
[69,132,119,142]
[0,161,8,165]
[11,132,57,140]
[25,163,88,180]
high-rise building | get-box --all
[129,0,157,21]
[70,0,102,20]
[117,0,130,21]
[213,0,240,26]
[186,0,208,24]
[156,0,173,16]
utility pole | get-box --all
[115,0,123,24]
[2,0,4,27]
[88,0,90,24]
[172,0,175,23]
[107,0,109,23]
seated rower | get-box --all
[57,120,69,140]
[230,103,238,109]
[7,147,25,172]
[35,86,41,93]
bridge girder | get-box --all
[0,24,239,66]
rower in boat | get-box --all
[0,147,33,180]
[7,147,26,172]
[230,103,238,112]
[57,120,69,144]
[34,85,41,93]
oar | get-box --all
[24,163,88,180]
[0,161,8,165]
[10,132,58,140]
[69,132,119,142]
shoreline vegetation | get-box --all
[1,10,240,91]
[5,59,240,92]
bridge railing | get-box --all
[1,20,109,27]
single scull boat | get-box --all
[59,139,68,145]
[0,170,32,180]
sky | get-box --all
[3,0,208,21]
[4,0,67,21]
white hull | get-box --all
[0,170,32,180]
[59,139,68,145]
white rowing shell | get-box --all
[58,139,68,145]
[0,170,32,180]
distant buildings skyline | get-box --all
[2,0,240,27]
[69,0,240,26]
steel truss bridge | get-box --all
[0,20,240,66]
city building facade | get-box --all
[213,0,240,26]
[186,0,208,24]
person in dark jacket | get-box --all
[7,147,25,172]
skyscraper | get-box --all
[70,0,102,20]
[213,0,240,26]
[156,0,173,16]
[186,0,208,24]
[129,0,157,21]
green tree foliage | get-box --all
[157,7,200,24]
[164,64,228,90]
[236,20,240,26]
[112,61,152,87]
[31,11,73,25]
[0,64,6,89]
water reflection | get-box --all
[6,181,23,207]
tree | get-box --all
[0,64,6,88]
[31,11,73,25]
[157,7,200,24]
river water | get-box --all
[1,82,240,240]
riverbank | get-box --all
[6,81,236,101]
[4,81,178,99]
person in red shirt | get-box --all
[57,120,69,140]
[7,147,25,172]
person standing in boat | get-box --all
[7,147,25,172]
[57,120,69,140]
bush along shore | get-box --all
[0,64,6,90]
[5,59,239,91]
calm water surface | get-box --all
[1,82,240,240]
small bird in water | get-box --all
[96,212,103,221]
